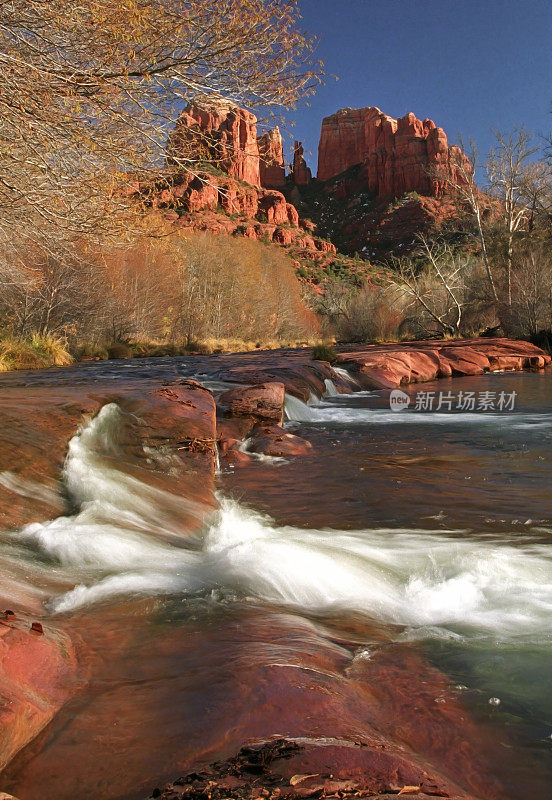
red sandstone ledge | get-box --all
[212,338,550,401]
[0,378,218,777]
[335,338,551,390]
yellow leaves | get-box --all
[289,774,319,786]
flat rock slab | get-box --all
[338,337,551,388]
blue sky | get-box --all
[277,0,552,174]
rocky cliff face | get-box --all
[258,127,286,188]
[148,101,342,282]
[155,99,476,290]
[292,141,312,185]
[168,100,262,187]
[317,106,467,199]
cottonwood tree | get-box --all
[508,245,552,337]
[486,127,539,305]
[0,0,319,254]
[384,236,475,337]
[520,160,552,231]
[432,140,500,304]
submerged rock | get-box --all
[247,422,312,457]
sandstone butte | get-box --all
[147,98,336,257]
[145,99,475,271]
[0,338,550,798]
[317,105,470,199]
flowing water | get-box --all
[0,364,551,799]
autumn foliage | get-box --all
[0,233,317,358]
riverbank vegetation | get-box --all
[0,0,322,370]
[0,334,73,372]
[0,233,318,369]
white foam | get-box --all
[200,499,552,639]
[284,394,319,421]
[0,471,60,507]
[284,394,552,428]
[6,404,552,644]
[13,404,209,610]
[323,379,340,397]
[333,366,360,388]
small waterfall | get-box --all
[203,497,552,639]
[324,378,339,397]
[15,403,209,612]
[333,366,360,388]
[214,441,221,474]
[6,404,552,642]
[284,393,318,422]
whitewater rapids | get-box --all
[0,402,547,644]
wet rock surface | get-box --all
[246,423,312,457]
[0,376,218,777]
[0,340,550,797]
[337,338,551,389]
[0,611,76,772]
[146,736,473,800]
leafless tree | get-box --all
[486,127,540,305]
[384,235,476,337]
[520,160,552,231]
[506,246,552,337]
[431,139,499,303]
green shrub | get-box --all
[311,343,338,364]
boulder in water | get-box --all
[247,422,312,457]
[218,382,285,424]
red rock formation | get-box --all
[0,614,77,771]
[258,127,286,188]
[151,736,479,800]
[218,382,285,424]
[337,338,551,390]
[292,140,312,185]
[169,100,261,187]
[317,106,468,199]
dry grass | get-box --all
[0,334,73,371]
[0,333,319,372]
[119,336,321,359]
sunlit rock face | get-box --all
[317,105,469,198]
[168,99,262,187]
[259,127,286,188]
